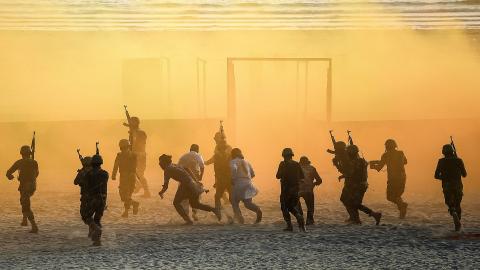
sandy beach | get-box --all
[1,181,479,269]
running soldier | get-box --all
[178,144,205,221]
[276,148,306,232]
[74,154,92,236]
[342,145,382,225]
[124,106,150,197]
[298,156,322,225]
[112,139,140,218]
[6,145,39,233]
[435,143,467,231]
[329,140,354,222]
[205,123,233,215]
[370,139,408,218]
[158,154,221,225]
[83,153,109,246]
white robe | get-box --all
[230,158,258,201]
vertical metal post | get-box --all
[161,57,171,118]
[196,58,207,119]
[295,61,300,119]
[202,61,207,118]
[227,58,236,143]
[196,59,201,117]
[326,60,332,122]
[304,61,309,120]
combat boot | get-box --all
[399,203,408,219]
[283,221,293,232]
[88,224,93,238]
[371,212,382,226]
[20,216,28,226]
[132,201,140,215]
[452,212,462,232]
[255,209,263,224]
[90,223,102,246]
[306,213,315,226]
[213,208,222,221]
[298,219,307,233]
[29,219,38,234]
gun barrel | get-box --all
[450,136,458,157]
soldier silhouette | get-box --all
[6,145,39,233]
[370,139,408,218]
[435,143,467,232]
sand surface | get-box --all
[0,181,479,270]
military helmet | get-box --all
[442,144,454,155]
[347,144,359,155]
[82,156,92,167]
[282,148,294,157]
[130,117,140,127]
[119,139,130,148]
[20,145,32,155]
[334,141,347,151]
[385,139,397,149]
[91,154,103,165]
[214,131,226,142]
[299,156,310,165]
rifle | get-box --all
[94,141,109,210]
[327,130,336,154]
[450,136,458,157]
[347,130,354,146]
[220,120,225,138]
[77,149,83,163]
[31,131,36,160]
[123,105,134,151]
[76,149,83,173]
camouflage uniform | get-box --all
[6,157,39,227]
[276,148,306,231]
[113,147,139,216]
[371,140,408,218]
[74,162,91,224]
[82,157,109,245]
[132,128,150,196]
[435,146,467,230]
[298,157,322,225]
[206,142,233,210]
[341,145,382,225]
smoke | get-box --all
[0,3,479,202]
